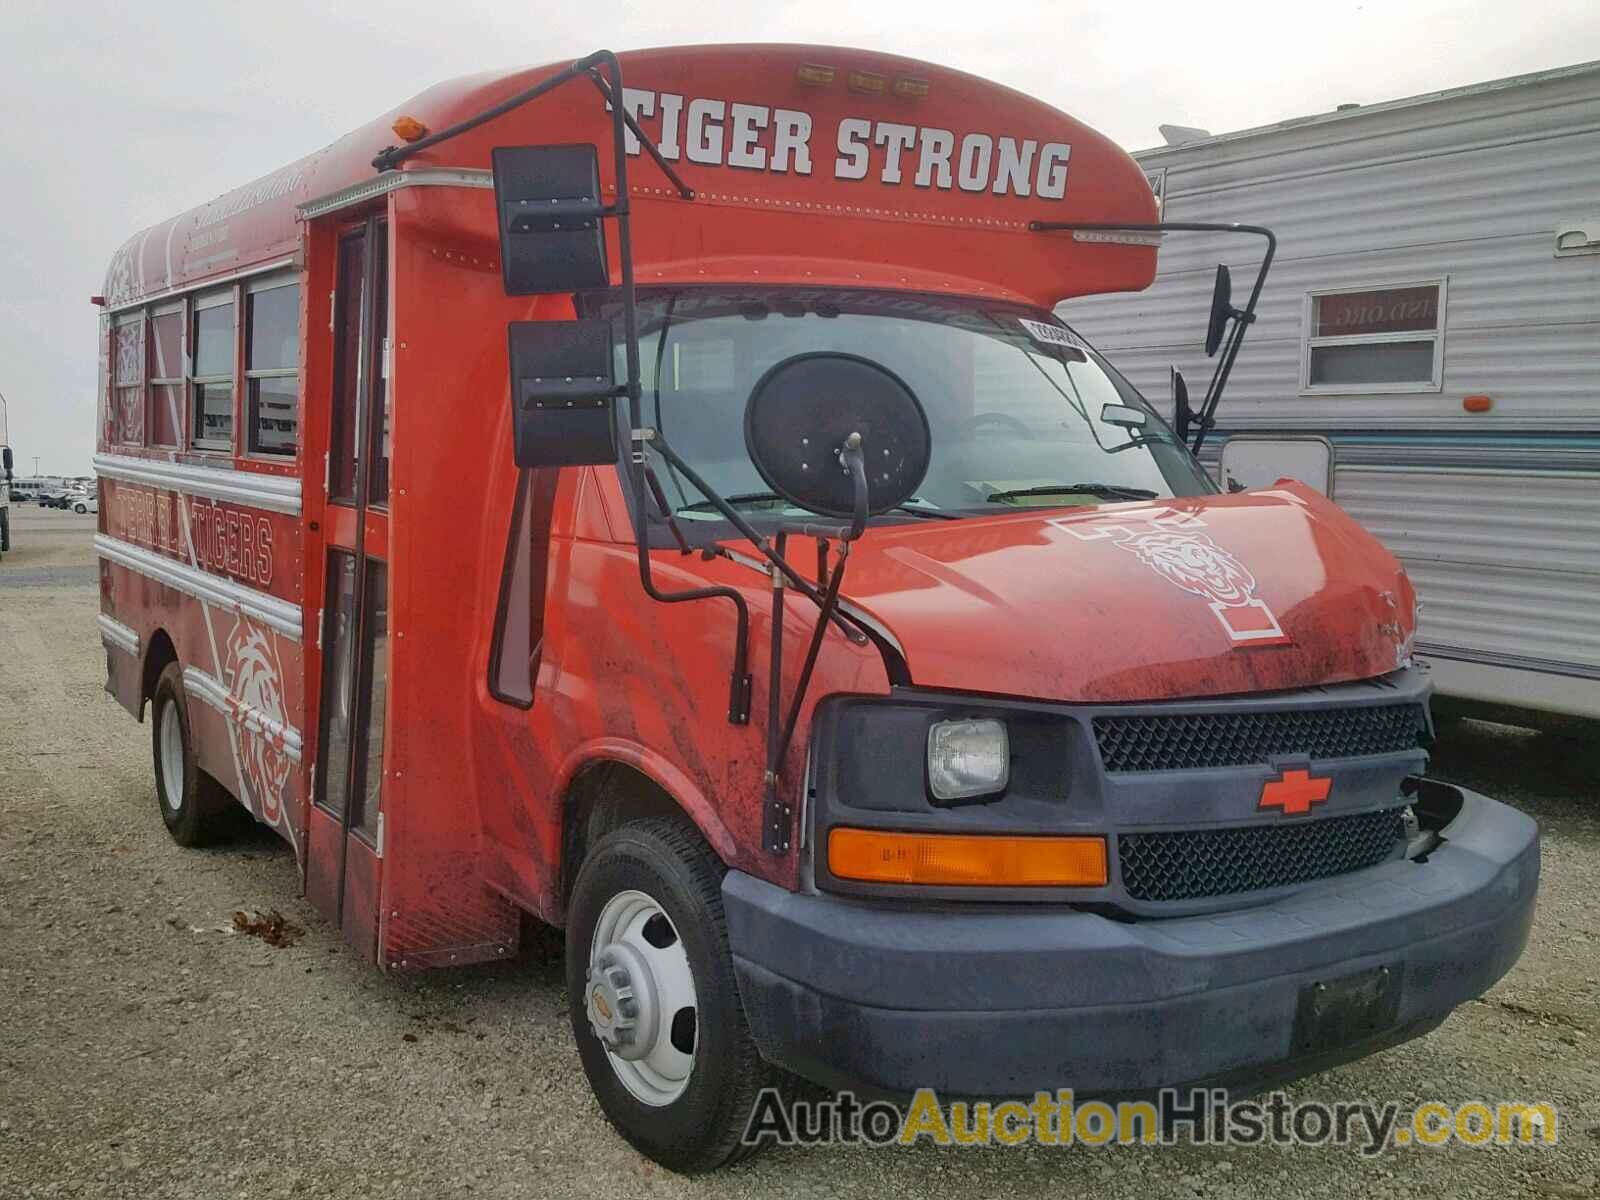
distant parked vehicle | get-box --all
[72,495,98,515]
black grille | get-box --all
[1119,808,1406,902]
[1094,704,1426,773]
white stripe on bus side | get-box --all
[92,453,302,515]
[96,614,141,657]
[94,533,303,641]
[182,666,304,763]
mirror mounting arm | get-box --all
[371,50,696,202]
[1029,221,1276,456]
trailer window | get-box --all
[1302,281,1444,394]
[148,305,184,447]
[191,291,236,451]
[246,278,300,457]
[112,316,145,447]
[490,469,559,707]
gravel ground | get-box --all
[2,503,1597,1199]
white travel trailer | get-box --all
[1063,62,1600,727]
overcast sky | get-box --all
[2,0,1595,476]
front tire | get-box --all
[566,818,774,1173]
[151,661,231,846]
[74,502,87,514]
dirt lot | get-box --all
[2,502,1598,1199]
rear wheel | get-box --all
[151,661,231,846]
[566,818,774,1173]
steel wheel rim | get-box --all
[586,888,698,1106]
[159,700,185,812]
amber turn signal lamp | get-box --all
[1463,394,1492,413]
[392,115,429,143]
[828,828,1109,887]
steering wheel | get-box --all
[954,412,1031,439]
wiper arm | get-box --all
[985,483,1159,503]
[888,502,958,520]
[676,491,786,514]
[679,494,959,521]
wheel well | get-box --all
[560,762,702,911]
[140,630,177,721]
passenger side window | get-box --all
[191,291,236,451]
[148,305,184,447]
[112,316,145,447]
[489,470,559,706]
[246,278,300,456]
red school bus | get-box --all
[97,44,1537,1170]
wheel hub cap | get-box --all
[585,941,658,1060]
[586,889,698,1106]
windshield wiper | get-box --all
[676,491,788,514]
[888,502,958,520]
[985,483,1159,503]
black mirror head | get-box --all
[744,353,931,519]
[507,319,618,468]
[491,144,609,295]
[1,447,12,474]
[1205,263,1233,357]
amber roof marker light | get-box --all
[392,116,430,143]
[796,63,837,86]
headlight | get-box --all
[927,718,1009,801]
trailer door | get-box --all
[306,215,391,959]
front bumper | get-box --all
[724,784,1537,1097]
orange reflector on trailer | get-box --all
[828,828,1108,887]
[392,115,429,142]
[848,70,888,95]
[1463,394,1493,413]
[892,77,931,98]
[796,63,836,86]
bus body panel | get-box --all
[95,47,1537,1118]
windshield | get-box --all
[589,288,1210,523]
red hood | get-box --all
[837,482,1417,703]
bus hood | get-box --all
[838,482,1418,703]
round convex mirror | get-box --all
[743,353,931,519]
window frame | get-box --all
[1298,277,1448,396]
[147,299,187,448]
[488,469,559,709]
[189,287,238,453]
[243,273,302,459]
[110,311,146,448]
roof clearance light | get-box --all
[796,63,836,86]
[829,828,1109,887]
[892,77,931,99]
[848,70,888,95]
[392,115,429,143]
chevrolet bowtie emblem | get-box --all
[1259,768,1332,816]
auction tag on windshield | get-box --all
[1019,318,1087,349]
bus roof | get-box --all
[103,44,1159,312]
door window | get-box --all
[329,221,388,504]
[489,470,559,706]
